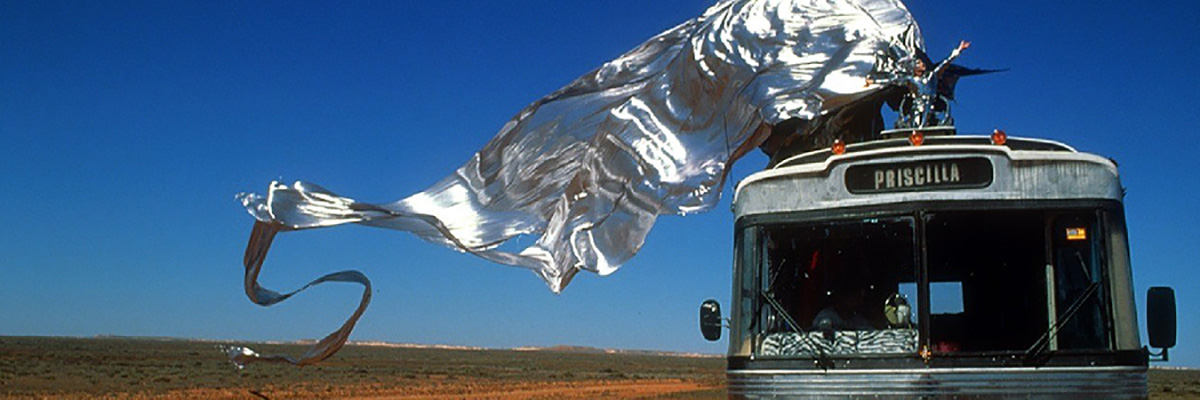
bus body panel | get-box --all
[735,147,1121,218]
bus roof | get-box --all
[733,135,1121,218]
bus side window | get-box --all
[1051,214,1109,350]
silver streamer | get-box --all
[233,0,923,367]
[222,222,371,367]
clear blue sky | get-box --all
[1,1,1197,366]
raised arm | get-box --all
[932,40,970,76]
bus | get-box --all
[699,129,1177,398]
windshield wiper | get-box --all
[760,289,803,333]
[1023,280,1100,366]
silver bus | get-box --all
[700,132,1177,398]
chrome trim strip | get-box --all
[728,365,1144,375]
[727,366,1147,398]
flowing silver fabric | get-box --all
[233,0,923,367]
[221,222,371,368]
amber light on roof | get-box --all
[908,131,924,147]
[831,139,846,155]
[992,129,1008,145]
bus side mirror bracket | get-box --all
[1146,286,1176,362]
[700,299,723,341]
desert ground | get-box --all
[0,336,724,399]
[1,336,1195,399]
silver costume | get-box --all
[233,0,923,367]
[871,37,971,129]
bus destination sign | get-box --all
[845,157,993,194]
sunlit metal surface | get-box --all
[728,366,1147,398]
[233,0,921,366]
[734,137,1122,218]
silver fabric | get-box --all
[233,0,922,367]
[224,222,371,368]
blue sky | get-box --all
[1,0,1198,367]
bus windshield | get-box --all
[925,210,1109,354]
[751,209,1111,358]
[757,217,918,356]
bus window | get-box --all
[731,226,758,356]
[930,282,964,314]
[925,210,1049,353]
[1051,213,1110,350]
[756,217,918,357]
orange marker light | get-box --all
[1066,227,1087,241]
[831,139,846,155]
[991,129,1008,145]
[909,131,924,147]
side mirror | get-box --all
[1147,287,1176,352]
[700,299,722,341]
